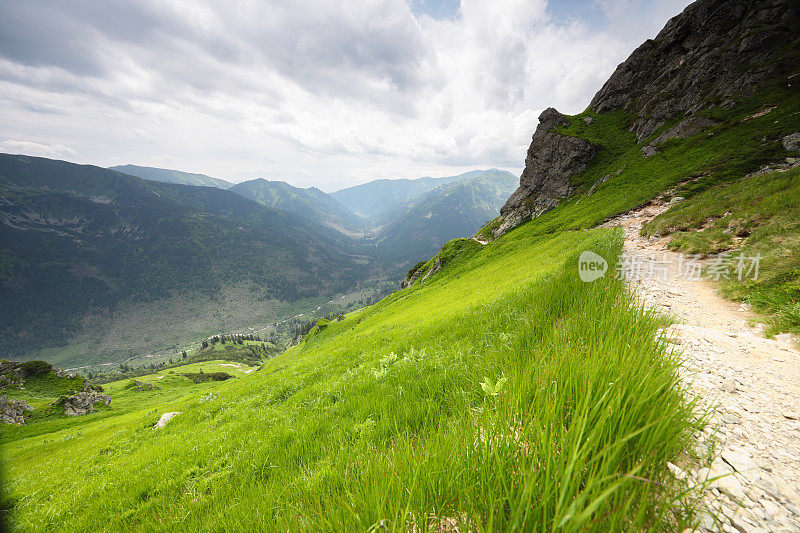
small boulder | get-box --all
[62,391,111,416]
[0,395,34,424]
[134,380,158,391]
[153,412,181,429]
[783,132,800,152]
[641,145,658,158]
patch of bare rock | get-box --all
[61,388,111,416]
[0,396,33,424]
[153,412,181,429]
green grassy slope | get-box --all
[0,359,257,447]
[0,367,84,414]
[2,212,702,530]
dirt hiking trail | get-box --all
[605,200,800,532]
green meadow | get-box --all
[2,218,704,531]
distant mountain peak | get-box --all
[229,178,360,232]
[110,164,232,189]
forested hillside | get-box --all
[0,155,367,366]
[372,171,517,261]
[229,179,361,233]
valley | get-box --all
[0,156,517,370]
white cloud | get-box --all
[0,0,692,189]
[0,139,77,159]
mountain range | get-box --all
[0,155,365,366]
[132,166,518,261]
[228,179,362,234]
[1,158,516,366]
[330,169,503,219]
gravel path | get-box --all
[605,201,800,533]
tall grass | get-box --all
[3,227,702,531]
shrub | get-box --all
[182,372,233,383]
[18,360,52,377]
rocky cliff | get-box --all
[495,0,800,236]
[495,108,596,237]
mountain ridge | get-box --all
[331,169,515,220]
[229,178,361,233]
[110,164,233,189]
[372,172,518,262]
[0,154,364,365]
[494,0,800,237]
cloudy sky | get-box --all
[0,0,691,190]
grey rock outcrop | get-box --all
[419,259,442,283]
[0,360,25,389]
[641,117,719,157]
[494,0,799,236]
[783,132,800,152]
[401,269,424,288]
[590,0,799,141]
[62,390,111,416]
[494,108,596,237]
[1,395,33,424]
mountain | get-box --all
[109,164,232,189]
[0,154,365,366]
[229,171,518,258]
[331,170,504,220]
[371,170,517,262]
[477,0,799,340]
[229,179,361,233]
[495,0,800,237]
